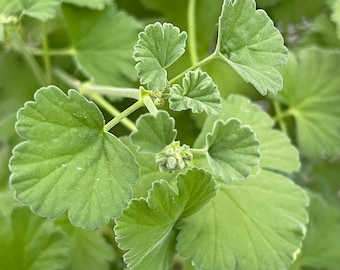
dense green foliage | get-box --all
[1,0,340,269]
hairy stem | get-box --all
[188,0,199,66]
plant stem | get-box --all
[273,101,289,134]
[41,23,52,84]
[142,95,158,115]
[190,147,207,155]
[30,47,75,56]
[104,99,144,132]
[188,0,199,66]
[82,83,140,100]
[168,52,218,84]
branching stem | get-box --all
[273,101,291,134]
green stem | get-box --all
[30,47,75,56]
[168,52,218,84]
[13,32,46,85]
[188,0,199,66]
[41,23,51,83]
[142,95,158,115]
[190,147,207,155]
[273,101,290,134]
[104,99,144,132]
[82,83,140,100]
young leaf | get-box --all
[9,86,139,229]
[275,47,340,159]
[216,0,288,95]
[206,118,260,182]
[134,22,187,91]
[130,111,177,153]
[0,207,69,270]
[63,5,140,86]
[195,95,300,174]
[176,169,308,270]
[169,70,222,115]
[115,168,217,269]
[19,0,61,21]
[62,0,111,10]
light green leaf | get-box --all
[195,95,300,174]
[290,192,340,270]
[134,22,187,91]
[331,0,340,38]
[63,5,140,86]
[276,47,340,159]
[19,0,61,21]
[9,86,139,229]
[57,218,115,270]
[216,0,288,95]
[176,169,308,270]
[62,0,111,10]
[205,118,260,182]
[115,168,217,269]
[0,207,69,270]
[169,70,222,115]
[130,111,177,153]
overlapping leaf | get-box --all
[205,119,260,182]
[176,169,308,270]
[62,0,111,10]
[216,0,288,95]
[130,111,177,153]
[169,70,221,115]
[134,22,187,91]
[195,94,300,174]
[63,5,140,86]
[276,47,340,159]
[331,0,340,38]
[9,86,139,229]
[20,0,61,21]
[115,168,217,269]
[0,207,69,270]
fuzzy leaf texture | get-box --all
[9,86,139,229]
[115,168,218,270]
[217,0,288,95]
[195,95,300,174]
[177,170,308,270]
[130,111,177,153]
[134,22,187,91]
[63,4,140,86]
[0,207,69,270]
[169,70,222,115]
[206,118,260,182]
[275,47,340,159]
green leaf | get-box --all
[176,169,308,270]
[130,111,177,153]
[216,0,288,95]
[19,0,61,21]
[290,192,340,270]
[205,118,260,182]
[169,70,222,115]
[195,95,300,174]
[134,22,187,91]
[57,218,115,270]
[331,0,340,38]
[0,207,69,270]
[9,86,139,229]
[276,47,340,159]
[62,0,111,10]
[63,4,140,86]
[115,168,217,269]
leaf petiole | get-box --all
[189,147,207,156]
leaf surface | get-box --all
[0,207,69,270]
[63,5,140,86]
[10,86,139,229]
[177,170,308,270]
[130,111,177,153]
[134,22,187,91]
[19,0,60,21]
[169,70,221,115]
[217,0,288,95]
[115,168,217,269]
[205,119,260,182]
[62,0,111,10]
[276,47,340,159]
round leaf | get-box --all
[169,70,222,115]
[9,86,139,229]
[206,118,260,182]
[177,170,309,270]
[134,22,187,91]
[130,111,177,153]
